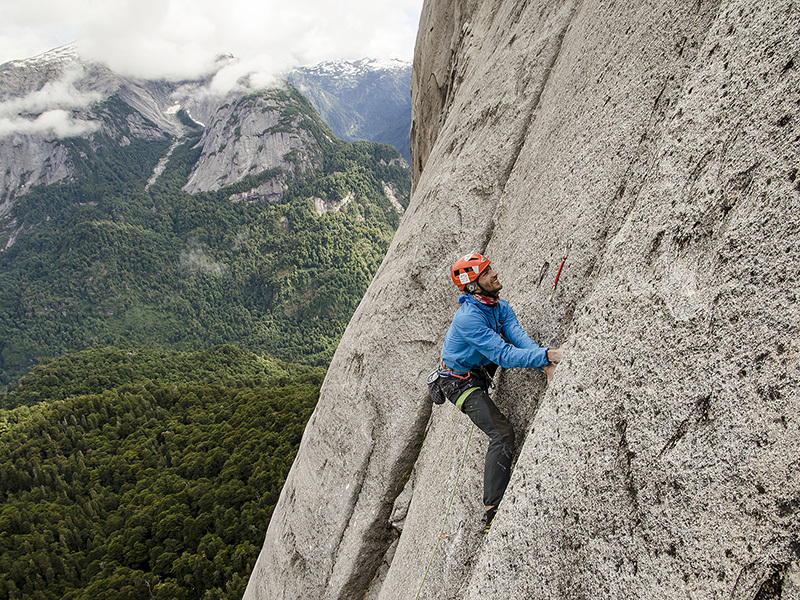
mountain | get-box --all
[288,59,412,163]
[242,1,800,600]
[0,46,164,212]
[0,46,411,388]
[0,46,328,205]
[0,48,412,221]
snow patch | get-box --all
[5,44,80,69]
[294,57,412,80]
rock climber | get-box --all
[437,252,564,533]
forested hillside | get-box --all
[0,344,324,600]
[0,87,410,388]
[0,63,411,600]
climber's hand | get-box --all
[541,363,556,384]
[546,347,563,364]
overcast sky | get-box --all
[0,0,424,81]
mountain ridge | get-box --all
[0,47,411,205]
[288,58,412,163]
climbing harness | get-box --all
[414,422,476,600]
[438,359,471,380]
[548,244,570,301]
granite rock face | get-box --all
[0,47,179,204]
[0,137,71,216]
[182,91,321,194]
[243,0,800,599]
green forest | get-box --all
[0,344,324,599]
[0,86,410,599]
[0,88,410,388]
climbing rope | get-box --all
[414,422,476,600]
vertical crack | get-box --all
[487,0,584,243]
[616,417,641,521]
[324,424,376,598]
[329,391,434,600]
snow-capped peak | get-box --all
[295,57,411,79]
[5,44,81,69]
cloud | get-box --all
[0,64,103,139]
[1,0,423,84]
[180,240,226,276]
[0,110,100,139]
[0,64,102,115]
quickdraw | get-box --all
[548,243,570,301]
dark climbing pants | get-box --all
[461,389,516,507]
[438,372,516,507]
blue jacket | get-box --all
[440,295,548,373]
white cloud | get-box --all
[0,64,102,115]
[0,0,423,82]
[203,55,287,96]
[0,109,100,139]
[0,1,79,61]
[0,64,103,139]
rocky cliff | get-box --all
[0,46,179,205]
[182,88,327,193]
[243,0,800,599]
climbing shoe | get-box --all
[482,506,497,534]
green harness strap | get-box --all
[455,387,480,410]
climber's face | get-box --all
[477,266,502,295]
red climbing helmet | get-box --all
[451,253,491,293]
